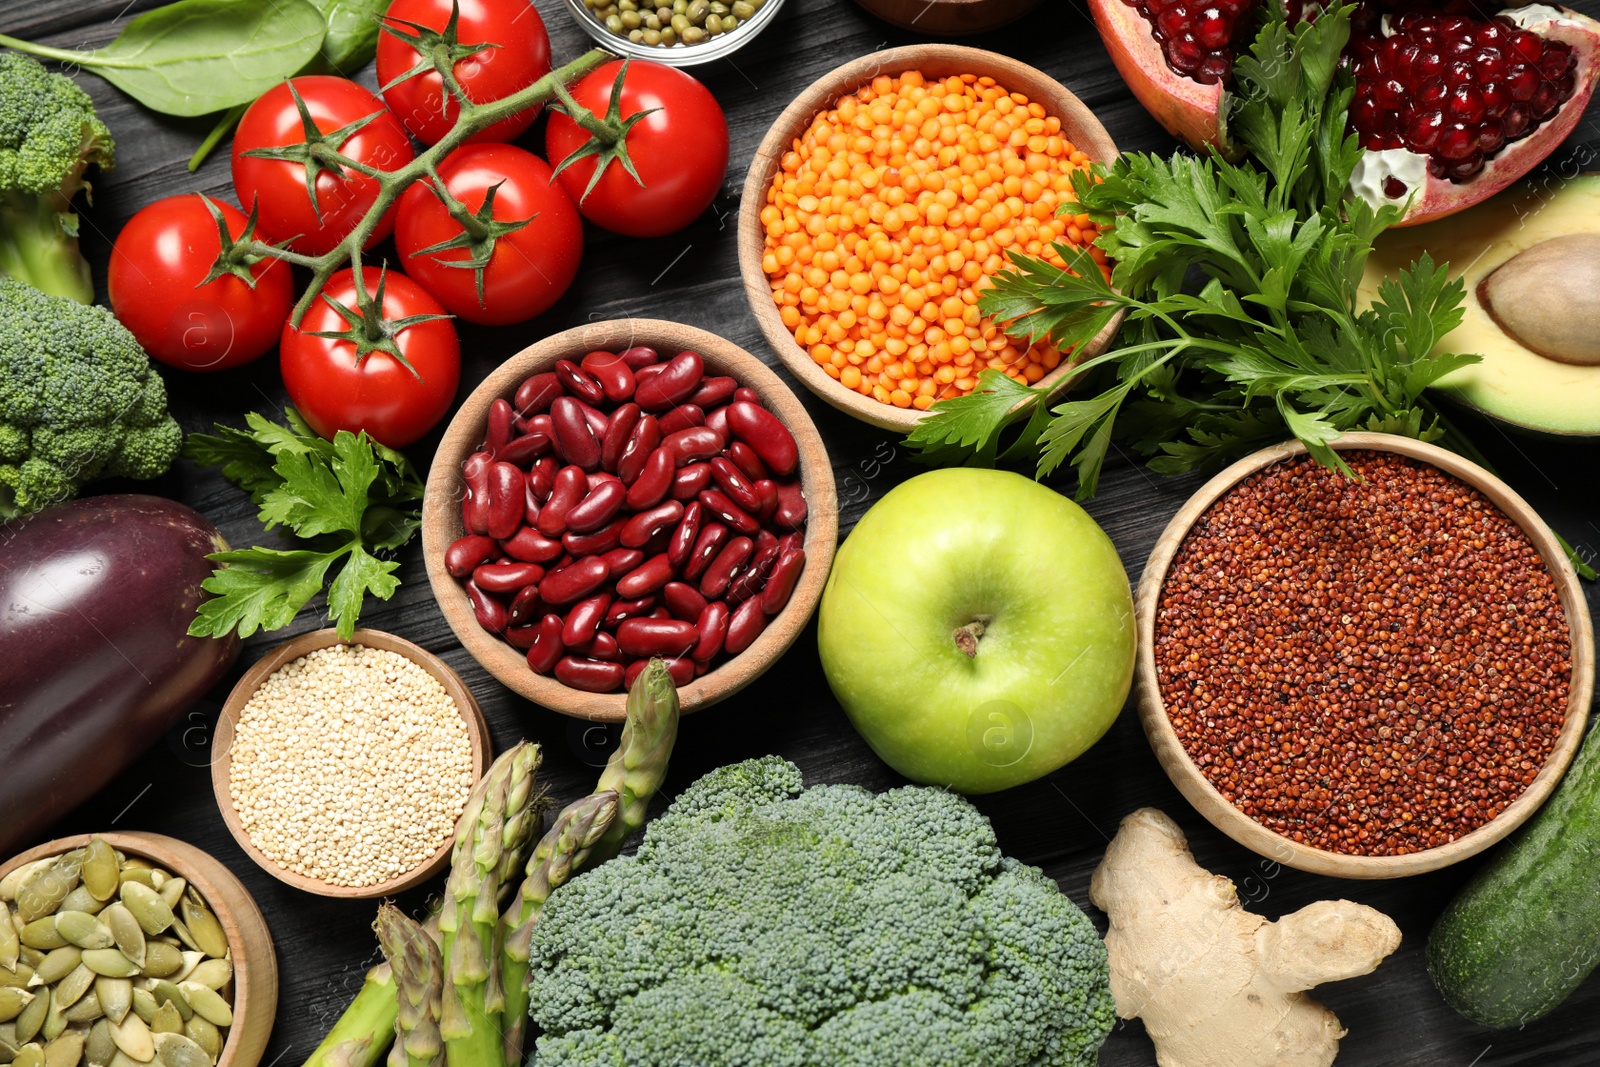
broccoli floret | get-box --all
[526,757,1115,1067]
[0,277,180,518]
[0,53,114,304]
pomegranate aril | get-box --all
[1447,155,1484,179]
[1446,84,1485,125]
[1417,78,1448,107]
[1194,8,1229,48]
[1477,118,1505,154]
[1396,41,1424,76]
[1444,60,1475,86]
[1479,80,1509,116]
[1157,5,1188,39]
[1530,81,1560,120]
[1195,54,1231,83]
[1442,34,1476,61]
[1413,50,1444,80]
[1382,175,1410,200]
[1437,123,1477,161]
[1505,62,1539,101]
[1351,96,1383,133]
[1471,47,1504,81]
[1509,29,1544,62]
[1405,109,1446,152]
[1166,36,1204,74]
[1540,45,1574,79]
[1501,101,1530,137]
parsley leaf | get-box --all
[188,547,338,639]
[906,0,1493,503]
[905,369,1042,466]
[185,409,425,640]
[181,425,281,504]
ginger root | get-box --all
[1089,808,1401,1067]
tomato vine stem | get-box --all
[236,45,614,326]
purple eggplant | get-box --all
[0,495,238,853]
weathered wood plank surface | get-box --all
[7,0,1600,1061]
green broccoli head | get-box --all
[0,53,114,304]
[0,278,180,518]
[525,757,1115,1067]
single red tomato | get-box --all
[544,60,729,238]
[394,144,582,325]
[108,194,292,372]
[376,0,552,146]
[233,77,415,256]
[280,267,461,448]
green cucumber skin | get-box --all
[1427,725,1600,1029]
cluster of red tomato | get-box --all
[105,0,730,449]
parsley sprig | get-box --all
[183,409,425,640]
[906,3,1480,498]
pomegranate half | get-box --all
[1088,0,1600,225]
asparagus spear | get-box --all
[374,906,443,1067]
[589,658,681,865]
[498,791,620,1065]
[439,743,541,1067]
[301,968,401,1067]
[500,658,681,1063]
[299,743,544,1067]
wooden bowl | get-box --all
[851,0,1042,35]
[0,832,277,1067]
[421,319,840,723]
[738,44,1122,433]
[1135,432,1596,878]
[211,628,492,898]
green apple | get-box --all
[817,468,1135,793]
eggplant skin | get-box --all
[0,495,239,853]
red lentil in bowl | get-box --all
[1134,433,1594,878]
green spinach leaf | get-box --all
[0,0,326,117]
[314,0,391,72]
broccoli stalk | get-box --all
[0,54,113,304]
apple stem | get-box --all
[954,618,989,658]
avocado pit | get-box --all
[1480,233,1600,366]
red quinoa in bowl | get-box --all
[1153,449,1572,857]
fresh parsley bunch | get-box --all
[906,2,1480,498]
[184,409,425,639]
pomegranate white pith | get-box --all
[1089,0,1600,225]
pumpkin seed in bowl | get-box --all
[0,839,235,1067]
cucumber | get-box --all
[1427,724,1600,1028]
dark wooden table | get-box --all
[9,0,1600,1062]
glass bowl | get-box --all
[559,0,788,66]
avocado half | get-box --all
[1359,174,1600,435]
